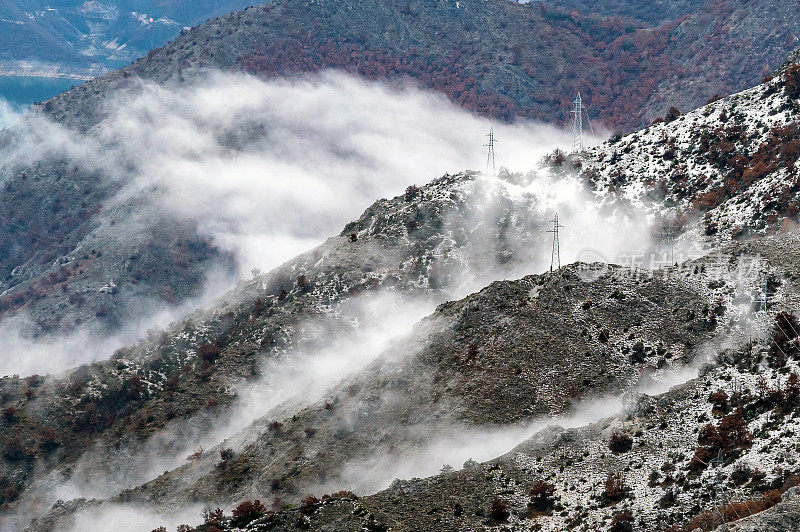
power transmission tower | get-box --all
[484,126,498,174]
[660,219,675,265]
[571,93,586,153]
[547,213,564,272]
[757,276,769,312]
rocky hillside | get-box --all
[21,240,730,531]
[115,262,713,513]
[19,47,800,532]
[0,170,563,526]
[36,0,800,133]
[0,121,234,338]
[199,329,800,532]
[2,15,800,532]
[6,157,747,531]
[579,50,800,242]
[91,230,800,532]
[1,1,797,346]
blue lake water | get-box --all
[0,75,81,109]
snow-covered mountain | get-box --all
[581,59,800,244]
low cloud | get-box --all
[0,97,21,130]
[0,264,234,377]
[2,71,694,531]
[0,70,592,377]
[10,290,437,525]
[319,393,629,496]
[66,503,203,532]
[95,71,581,275]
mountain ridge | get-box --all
[33,0,800,133]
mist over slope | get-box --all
[1,147,656,528]
[0,71,576,376]
[16,46,800,532]
[1,5,799,532]
[117,262,715,512]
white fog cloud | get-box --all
[66,503,203,532]
[314,393,631,497]
[0,265,234,378]
[0,70,596,378]
[38,292,437,504]
[94,71,582,275]
[3,70,687,531]
[0,97,21,130]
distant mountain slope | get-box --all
[37,0,800,132]
[547,0,699,25]
[0,0,254,73]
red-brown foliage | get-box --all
[686,490,782,531]
[231,500,267,526]
[198,343,222,363]
[489,496,510,522]
[529,481,556,511]
[708,389,729,411]
[1,406,16,423]
[239,38,519,121]
[40,427,61,452]
[202,507,224,525]
[3,436,25,461]
[602,472,628,504]
[609,510,634,532]
[252,297,269,317]
[690,408,751,471]
[664,106,682,122]
[609,431,633,453]
[784,64,800,99]
[327,490,357,500]
[301,494,320,515]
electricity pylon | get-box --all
[484,126,498,174]
[547,213,564,272]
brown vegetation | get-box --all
[529,480,556,512]
[489,496,510,522]
[602,472,628,505]
[784,64,800,99]
[609,430,633,453]
[231,499,267,527]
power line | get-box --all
[660,219,675,265]
[571,93,586,153]
[757,276,769,313]
[484,126,498,174]
[547,213,563,272]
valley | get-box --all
[0,2,799,532]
